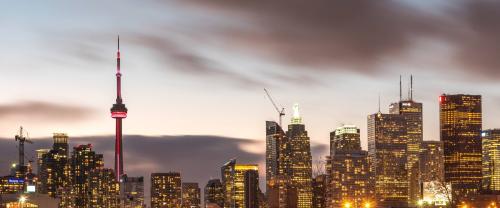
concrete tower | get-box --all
[111,36,128,181]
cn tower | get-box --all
[111,36,127,181]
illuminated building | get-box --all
[182,182,201,208]
[420,141,444,183]
[151,172,182,208]
[311,174,327,208]
[69,144,104,207]
[439,94,482,204]
[121,175,145,208]
[35,149,49,193]
[244,170,259,208]
[330,125,361,156]
[368,112,408,207]
[111,37,128,182]
[88,168,120,208]
[482,129,500,193]
[389,82,423,206]
[266,176,297,208]
[265,121,295,208]
[330,124,373,208]
[204,179,224,208]
[286,103,313,208]
[0,176,24,194]
[39,133,69,197]
[221,159,259,208]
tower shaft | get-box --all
[111,36,127,181]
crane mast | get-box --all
[15,126,33,172]
[264,88,285,127]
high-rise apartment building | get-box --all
[151,172,182,208]
[330,125,373,207]
[121,175,145,208]
[482,129,500,194]
[182,182,201,208]
[204,179,224,208]
[39,133,69,197]
[69,144,104,207]
[265,121,296,208]
[88,168,119,208]
[439,94,482,203]
[368,112,408,207]
[286,104,313,208]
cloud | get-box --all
[0,101,95,122]
[174,0,500,79]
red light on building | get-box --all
[439,96,446,103]
[111,111,127,118]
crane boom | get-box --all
[264,88,285,127]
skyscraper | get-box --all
[481,129,500,194]
[439,94,482,203]
[39,133,69,197]
[221,159,259,208]
[388,76,424,206]
[368,112,408,207]
[420,141,444,183]
[329,125,373,207]
[265,121,295,208]
[286,104,313,208]
[69,144,104,207]
[182,182,201,208]
[111,37,128,181]
[204,179,224,208]
[151,172,182,208]
[35,148,49,192]
[121,175,145,208]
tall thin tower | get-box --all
[111,36,128,181]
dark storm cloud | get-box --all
[0,101,95,121]
[176,0,500,78]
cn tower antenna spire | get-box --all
[111,35,127,182]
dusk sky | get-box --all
[2,0,500,197]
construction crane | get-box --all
[264,88,285,127]
[15,126,33,171]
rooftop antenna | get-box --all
[410,75,413,101]
[399,75,402,101]
[378,93,381,113]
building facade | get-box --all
[368,113,408,207]
[420,141,444,183]
[329,125,373,207]
[221,159,259,208]
[311,174,328,208]
[88,168,120,208]
[39,133,69,197]
[121,175,145,208]
[204,179,224,208]
[286,104,313,208]
[182,182,201,208]
[439,94,482,204]
[482,129,500,194]
[151,172,182,208]
[390,99,423,206]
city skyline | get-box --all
[2,0,500,207]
